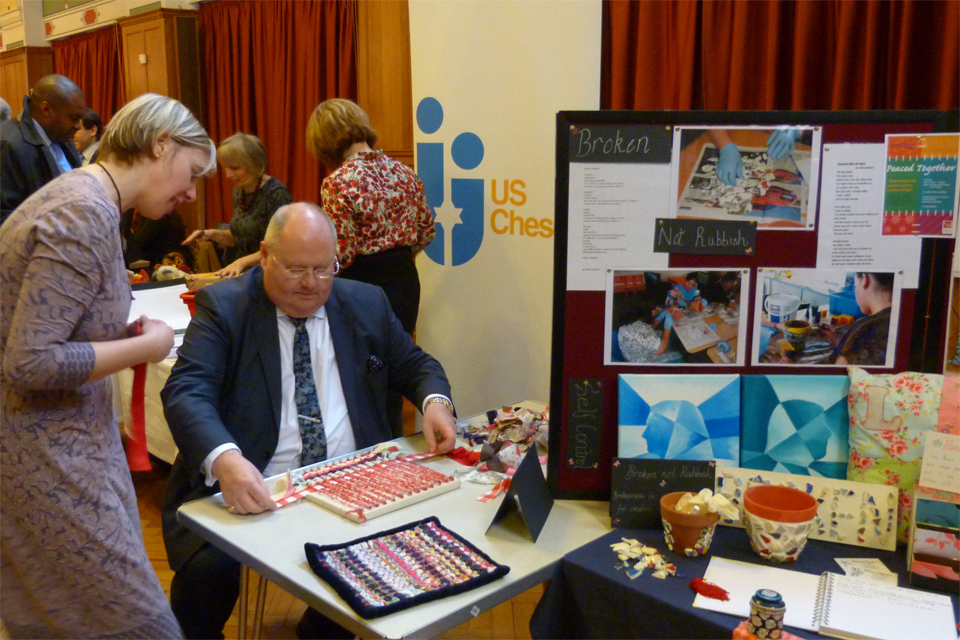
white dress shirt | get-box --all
[203,306,355,484]
[81,141,99,166]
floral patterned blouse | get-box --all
[321,150,435,268]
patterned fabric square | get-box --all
[305,517,509,619]
[741,375,849,478]
[618,374,740,465]
[846,367,945,542]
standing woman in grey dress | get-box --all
[0,93,216,638]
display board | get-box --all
[550,110,959,499]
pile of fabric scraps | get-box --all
[457,406,548,474]
[609,538,679,580]
[699,151,775,214]
[674,488,739,521]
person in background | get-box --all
[183,132,292,277]
[701,271,741,307]
[0,74,85,224]
[822,272,894,366]
[0,97,11,123]
[121,207,190,271]
[306,99,436,437]
[74,107,102,165]
[161,203,456,639]
[1,92,217,638]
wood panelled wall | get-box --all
[0,46,54,117]
[356,0,414,168]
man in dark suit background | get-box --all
[161,202,457,639]
[0,74,85,224]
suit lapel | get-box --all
[251,271,283,432]
[325,284,364,427]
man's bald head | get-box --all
[29,74,85,143]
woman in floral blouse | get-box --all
[184,132,292,277]
[306,99,435,337]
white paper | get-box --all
[919,432,960,493]
[128,283,193,331]
[567,163,669,291]
[693,557,822,632]
[816,144,922,289]
[834,558,898,585]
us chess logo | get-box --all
[416,97,485,266]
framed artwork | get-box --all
[618,374,740,465]
[741,375,850,478]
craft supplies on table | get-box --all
[304,516,510,619]
[274,446,460,523]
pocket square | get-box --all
[367,355,384,374]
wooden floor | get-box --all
[134,462,543,640]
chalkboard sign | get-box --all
[565,378,603,469]
[610,459,716,529]
[653,219,757,256]
[568,124,672,164]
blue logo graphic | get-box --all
[416,97,485,266]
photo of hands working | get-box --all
[753,269,901,367]
[672,126,821,229]
[607,269,749,366]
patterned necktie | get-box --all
[290,317,326,466]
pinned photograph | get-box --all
[605,268,749,366]
[670,126,822,230]
[753,268,902,367]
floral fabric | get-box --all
[321,150,435,269]
[846,366,945,542]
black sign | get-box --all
[486,448,554,543]
[568,124,672,164]
[653,218,757,256]
[566,378,603,469]
[609,459,716,529]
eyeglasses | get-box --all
[271,255,340,280]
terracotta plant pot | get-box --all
[743,485,819,563]
[660,491,719,557]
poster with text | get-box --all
[882,133,959,238]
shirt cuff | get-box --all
[422,393,454,415]
[202,443,241,487]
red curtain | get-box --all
[51,25,124,124]
[604,0,959,111]
[199,0,357,227]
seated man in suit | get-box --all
[161,202,458,639]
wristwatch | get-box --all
[424,396,454,415]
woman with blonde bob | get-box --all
[184,132,292,277]
[0,92,215,638]
[306,98,435,438]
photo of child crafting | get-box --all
[608,269,746,366]
[754,269,900,367]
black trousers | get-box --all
[170,543,352,639]
[338,246,421,438]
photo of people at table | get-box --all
[606,269,749,366]
[671,126,822,230]
[753,268,901,367]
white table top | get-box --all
[178,434,612,639]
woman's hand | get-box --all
[216,260,246,278]
[183,229,204,245]
[138,316,175,362]
[184,229,225,245]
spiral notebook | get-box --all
[694,558,957,639]
[814,571,956,640]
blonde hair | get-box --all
[98,93,216,174]
[217,132,268,176]
[305,98,377,167]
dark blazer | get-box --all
[0,96,83,224]
[160,266,451,570]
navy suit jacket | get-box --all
[0,96,83,224]
[160,266,451,570]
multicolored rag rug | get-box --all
[305,516,510,618]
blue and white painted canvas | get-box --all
[741,375,849,478]
[618,374,740,465]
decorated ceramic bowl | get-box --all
[660,492,719,557]
[742,485,818,563]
